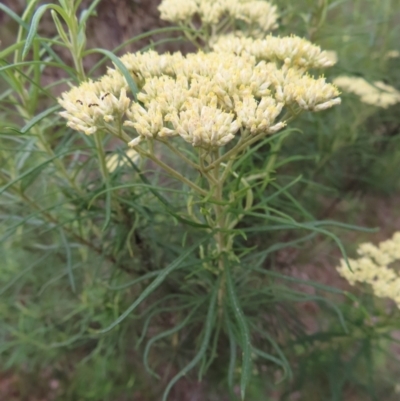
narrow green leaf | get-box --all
[59,228,75,293]
[136,298,191,348]
[225,264,252,400]
[0,3,26,27]
[85,48,138,100]
[252,347,287,372]
[20,164,43,192]
[97,235,210,334]
[162,277,219,401]
[102,182,112,230]
[226,315,237,393]
[260,175,303,205]
[0,251,53,296]
[88,27,187,74]
[0,42,25,59]
[144,302,203,378]
[23,4,70,59]
[51,10,70,45]
[21,105,60,134]
[79,0,101,25]
[253,326,292,380]
[123,153,210,228]
[0,154,62,195]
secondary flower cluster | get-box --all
[58,71,129,135]
[158,0,278,34]
[212,34,337,70]
[58,45,340,149]
[337,232,400,308]
[333,76,400,108]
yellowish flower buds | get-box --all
[333,76,400,108]
[58,1,341,151]
[158,0,278,33]
[213,34,337,69]
[337,232,400,308]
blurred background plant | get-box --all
[0,0,400,400]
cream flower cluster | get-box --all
[120,52,286,148]
[58,47,340,148]
[333,76,400,108]
[337,232,400,308]
[230,1,279,34]
[212,34,337,69]
[158,0,278,33]
[277,74,341,112]
[58,73,130,135]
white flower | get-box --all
[213,34,336,69]
[234,95,284,134]
[166,100,240,148]
[334,76,400,108]
[281,75,341,111]
[158,0,198,22]
[138,75,189,113]
[58,80,130,135]
[231,1,278,33]
[336,231,400,309]
[58,82,100,135]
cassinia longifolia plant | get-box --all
[55,0,341,398]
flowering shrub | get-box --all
[1,0,400,400]
[55,1,342,397]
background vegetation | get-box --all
[0,0,400,400]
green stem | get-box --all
[15,103,85,197]
[136,147,210,197]
[94,131,109,182]
[94,131,125,220]
[207,151,229,316]
[65,6,86,81]
[204,130,257,172]
[161,140,201,171]
[260,132,287,192]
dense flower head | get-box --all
[59,45,340,148]
[158,0,198,23]
[166,99,240,148]
[333,76,400,108]
[234,95,285,134]
[230,1,278,34]
[58,80,130,135]
[212,34,337,69]
[337,232,400,308]
[158,0,278,33]
[278,75,341,111]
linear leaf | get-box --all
[97,235,211,334]
[144,302,203,378]
[226,264,252,400]
[21,105,60,134]
[85,48,138,100]
[162,277,219,401]
[23,4,70,59]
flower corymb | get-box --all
[58,0,341,152]
[59,46,340,149]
